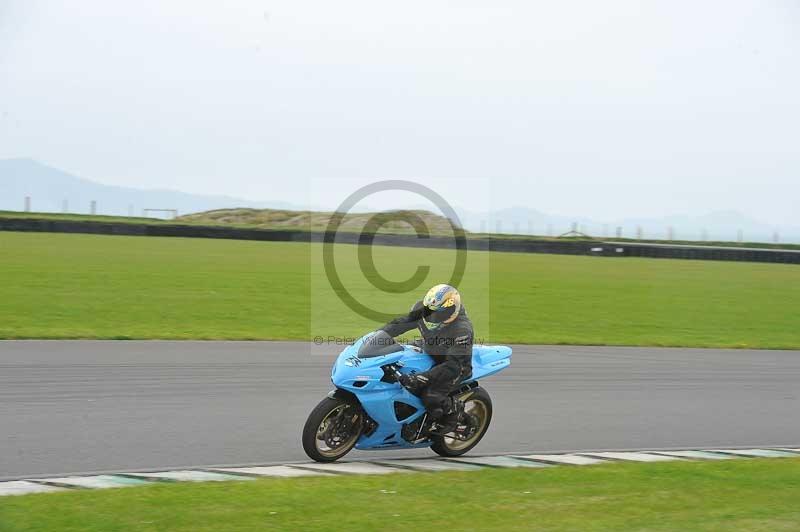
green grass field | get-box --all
[1,459,799,531]
[1,231,799,348]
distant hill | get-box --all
[3,158,795,243]
[0,158,293,217]
[177,208,464,235]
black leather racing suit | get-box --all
[381,301,473,421]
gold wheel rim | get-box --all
[442,397,489,451]
[315,404,362,458]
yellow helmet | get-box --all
[422,284,461,330]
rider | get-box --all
[380,284,473,435]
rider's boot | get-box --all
[428,398,465,436]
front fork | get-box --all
[327,388,377,438]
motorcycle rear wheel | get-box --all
[302,396,364,462]
[431,386,493,457]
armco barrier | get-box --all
[1,218,799,265]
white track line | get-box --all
[707,449,800,458]
[443,455,552,468]
[290,462,409,475]
[2,447,797,496]
[0,481,65,496]
[121,470,253,482]
[578,451,684,462]
[30,475,151,489]
[649,450,734,460]
[209,466,335,478]
[513,454,609,466]
[372,459,484,472]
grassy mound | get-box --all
[176,208,463,235]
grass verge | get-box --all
[1,231,799,348]
[1,459,799,531]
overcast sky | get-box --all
[1,1,798,225]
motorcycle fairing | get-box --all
[330,333,512,450]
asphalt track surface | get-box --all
[2,341,799,480]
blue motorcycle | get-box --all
[302,330,512,462]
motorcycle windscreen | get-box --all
[357,330,404,358]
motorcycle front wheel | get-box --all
[431,386,493,457]
[302,396,364,462]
